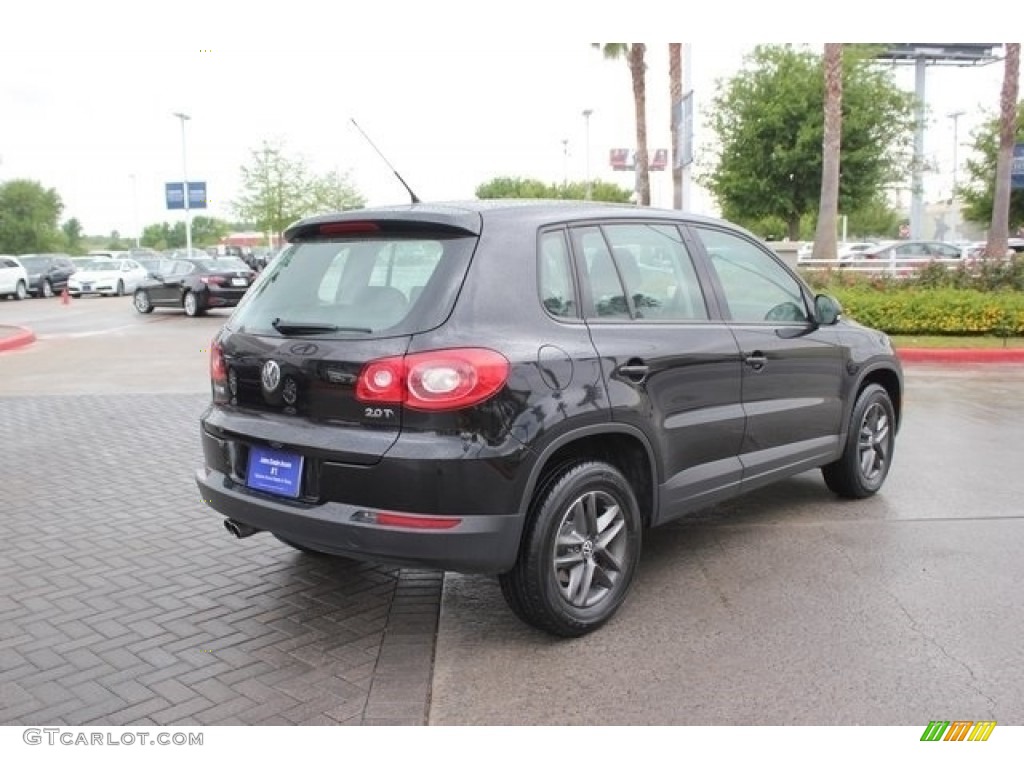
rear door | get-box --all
[689,225,846,491]
[572,221,746,520]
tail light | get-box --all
[356,348,510,411]
[210,341,229,403]
[201,275,226,286]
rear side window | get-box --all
[602,224,708,321]
[231,235,475,337]
[538,230,576,318]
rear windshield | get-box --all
[228,236,476,338]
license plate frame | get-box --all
[246,445,303,499]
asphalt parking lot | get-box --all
[2,295,1023,726]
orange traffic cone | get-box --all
[61,288,70,305]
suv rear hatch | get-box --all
[206,213,481,466]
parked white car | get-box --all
[67,259,149,297]
[837,242,878,261]
[0,255,29,300]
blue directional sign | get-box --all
[165,181,208,210]
[1013,143,1024,190]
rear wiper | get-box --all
[272,318,372,335]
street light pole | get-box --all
[582,109,593,200]
[129,173,140,247]
[173,112,192,256]
[561,139,569,187]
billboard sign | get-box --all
[609,149,670,171]
[165,181,208,210]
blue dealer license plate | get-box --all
[246,446,303,498]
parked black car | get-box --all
[195,201,903,636]
[19,253,76,297]
[133,257,256,317]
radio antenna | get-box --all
[350,118,421,204]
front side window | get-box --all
[696,228,808,323]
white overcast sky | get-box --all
[0,2,1015,238]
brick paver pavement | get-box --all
[0,394,442,725]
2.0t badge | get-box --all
[261,360,281,392]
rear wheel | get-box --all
[183,290,204,317]
[14,281,27,300]
[41,280,53,298]
[498,461,642,637]
[822,383,896,498]
[133,289,154,314]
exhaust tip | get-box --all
[224,518,260,539]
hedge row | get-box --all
[831,288,1024,336]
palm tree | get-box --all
[669,44,682,209]
[987,43,1020,258]
[595,44,651,206]
[812,44,843,261]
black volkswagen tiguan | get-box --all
[196,201,903,636]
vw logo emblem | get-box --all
[261,360,281,392]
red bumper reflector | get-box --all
[354,510,461,530]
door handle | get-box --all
[617,362,650,382]
[744,352,767,371]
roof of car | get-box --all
[285,199,738,242]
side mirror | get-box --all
[814,294,842,326]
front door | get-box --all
[689,226,846,491]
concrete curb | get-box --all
[896,347,1024,363]
[0,325,36,353]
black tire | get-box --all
[498,461,642,637]
[41,280,53,298]
[133,289,154,314]
[116,280,125,297]
[822,383,896,499]
[14,281,27,301]
[183,290,204,317]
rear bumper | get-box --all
[196,466,524,573]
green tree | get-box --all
[141,222,173,249]
[960,100,1024,233]
[475,176,632,203]
[190,216,231,246]
[595,43,651,205]
[307,169,366,214]
[61,217,84,254]
[703,45,914,240]
[0,179,64,254]
[232,139,365,241]
[845,196,902,239]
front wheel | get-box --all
[133,289,154,314]
[822,383,896,498]
[498,461,642,637]
[14,281,27,300]
[183,290,203,317]
[41,280,54,298]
